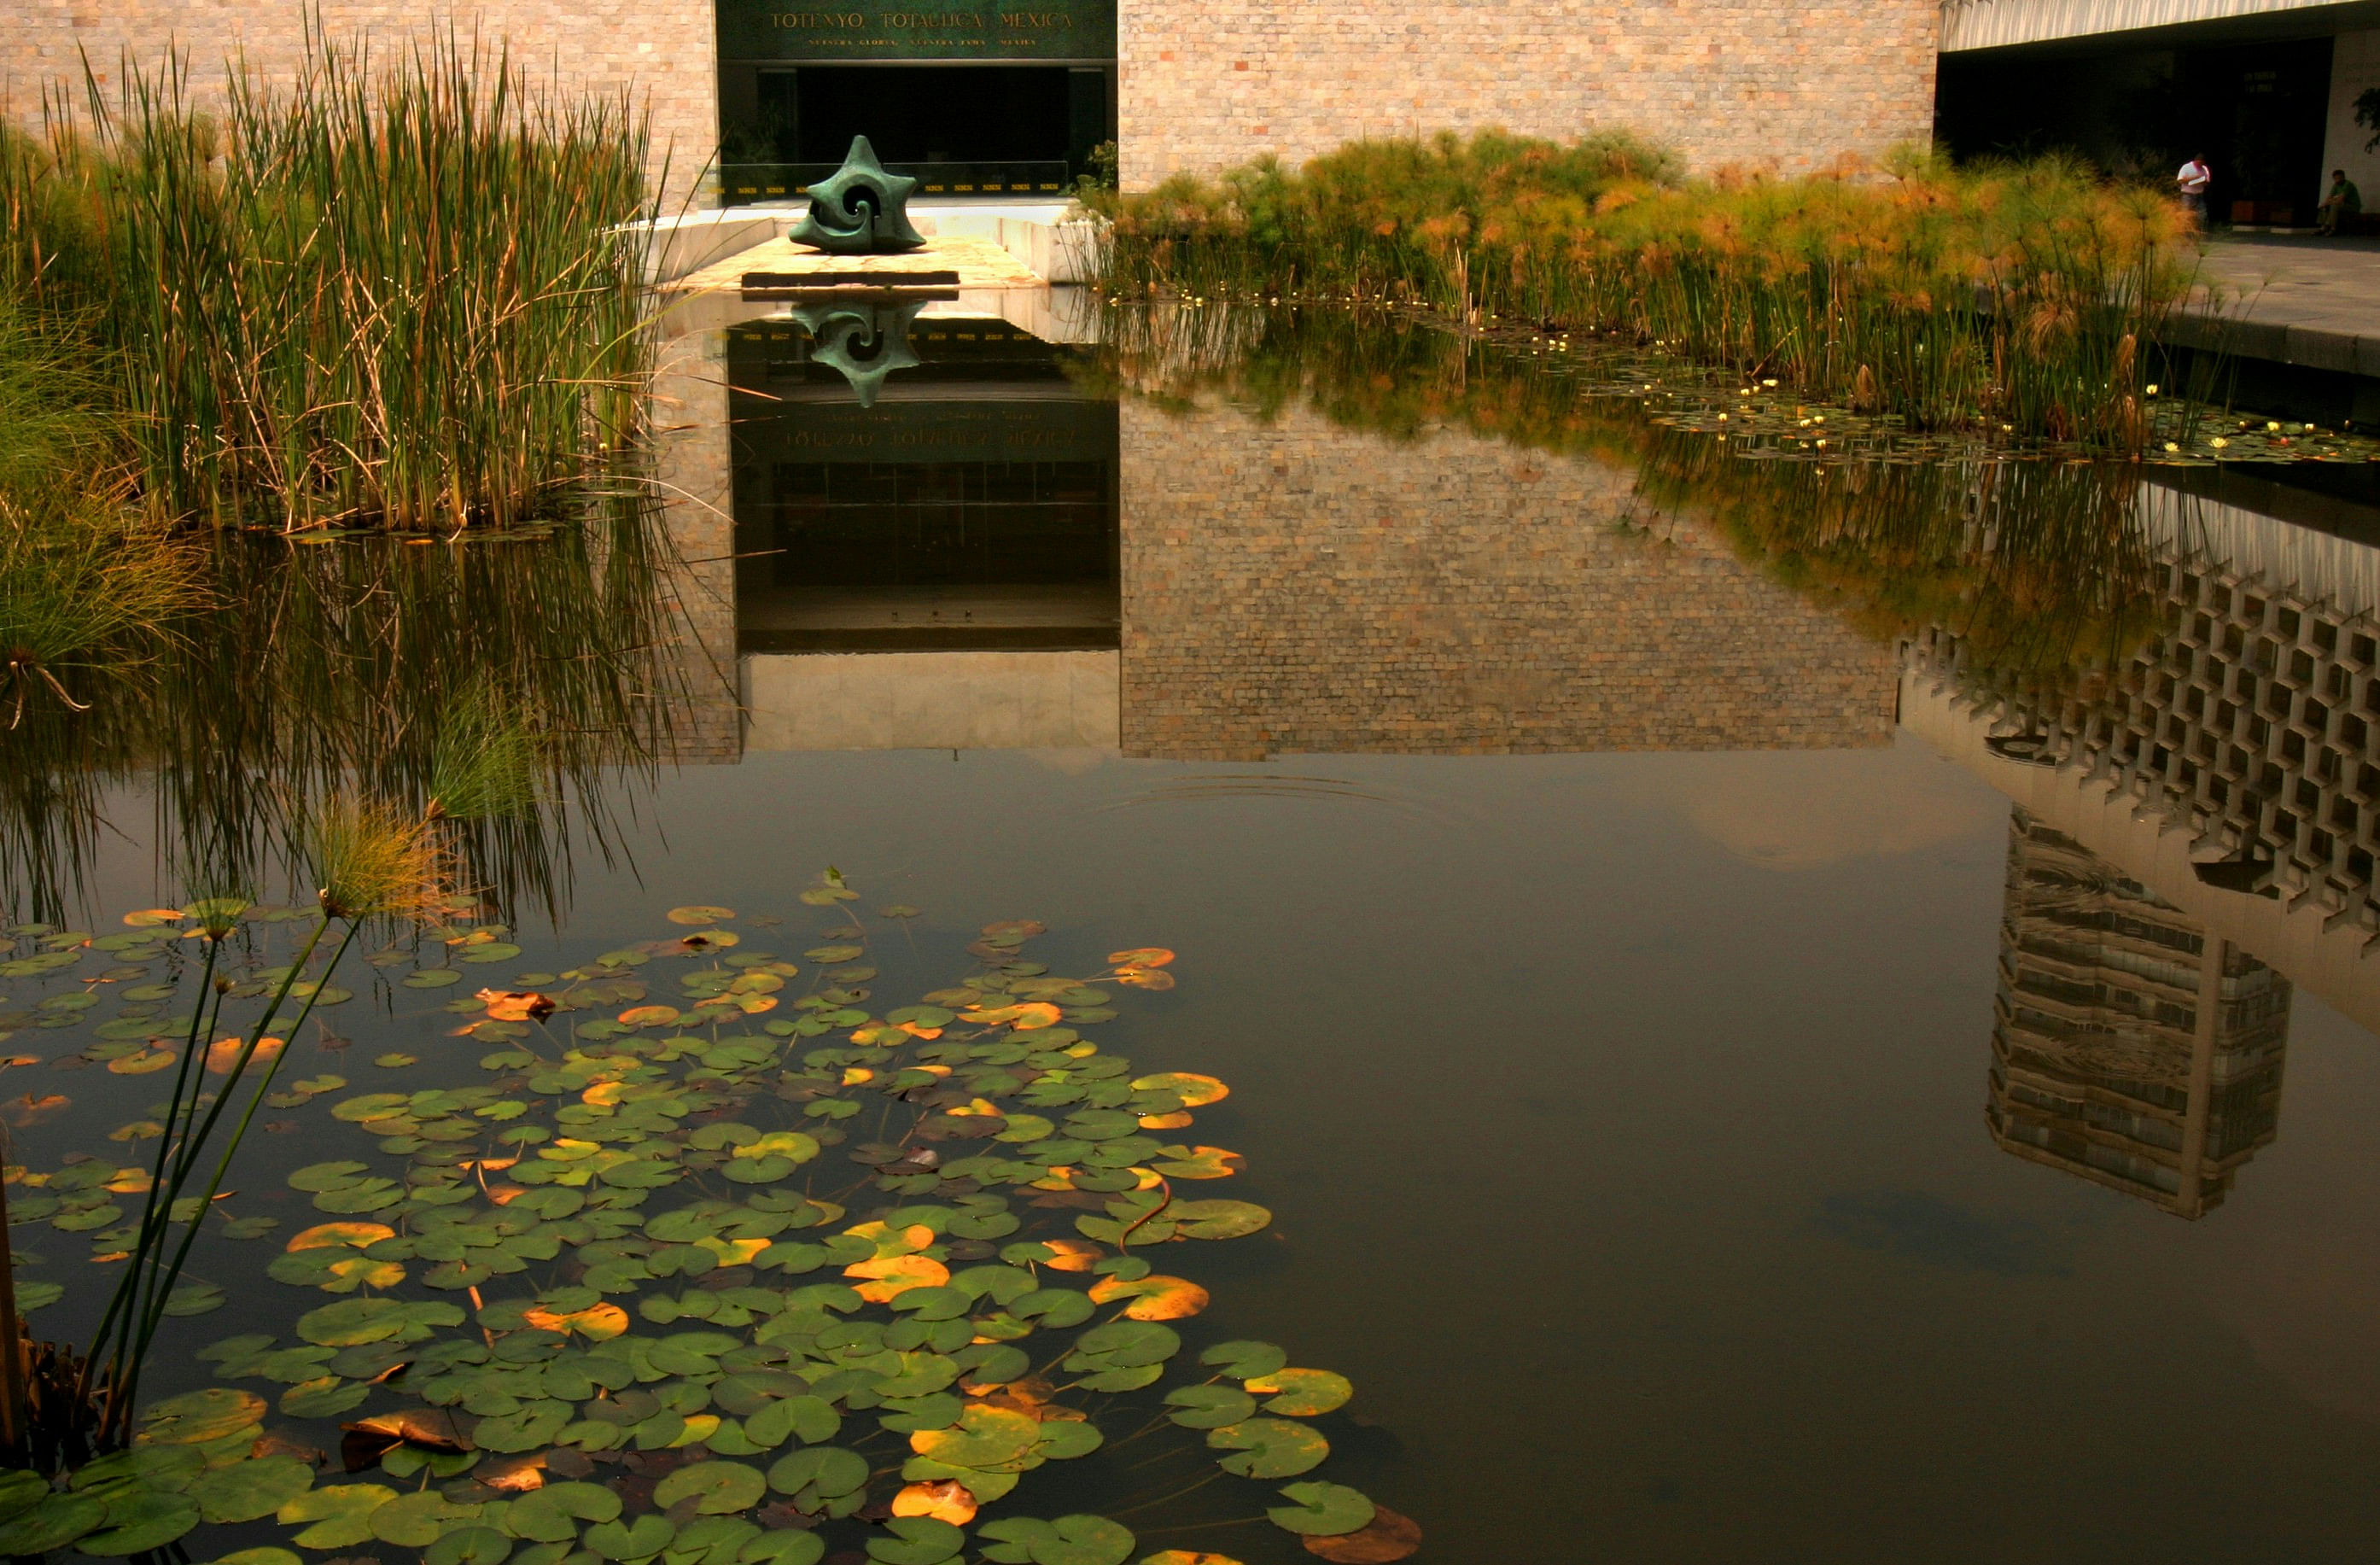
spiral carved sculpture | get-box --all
[789,136,927,254]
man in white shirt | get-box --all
[2176,155,2212,225]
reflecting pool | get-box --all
[15,298,2380,1563]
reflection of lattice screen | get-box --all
[1912,556,2380,947]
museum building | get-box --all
[1,0,1940,202]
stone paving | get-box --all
[666,234,1041,295]
[2182,236,2380,377]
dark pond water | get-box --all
[17,301,2380,1564]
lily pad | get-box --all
[977,1515,1135,1565]
[197,1454,317,1523]
[866,1516,965,1565]
[277,1483,397,1550]
[142,1387,268,1444]
[1207,1418,1328,1477]
[1265,1484,1375,1538]
[652,1462,767,1515]
[1248,1369,1353,1416]
[0,1492,106,1554]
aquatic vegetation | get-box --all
[0,32,654,529]
[0,797,449,1470]
[0,886,1412,1564]
[1093,133,2202,451]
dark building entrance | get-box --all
[1938,32,2336,226]
[716,1,1117,203]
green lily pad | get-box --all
[504,1482,621,1541]
[744,1394,839,1450]
[1199,1340,1288,1380]
[1265,1483,1376,1537]
[652,1463,766,1515]
[201,1550,306,1565]
[72,1490,201,1556]
[739,1532,824,1565]
[0,1469,45,1523]
[765,1446,867,1506]
[141,1387,268,1444]
[197,1453,316,1523]
[1168,1200,1271,1239]
[403,969,464,988]
[371,1490,484,1547]
[976,1515,1135,1565]
[0,1492,106,1554]
[1207,1417,1328,1477]
[165,1279,227,1317]
[865,1516,963,1565]
[1162,1385,1256,1428]
[277,1483,397,1550]
[425,1527,515,1565]
[583,1514,675,1562]
[460,943,524,964]
[1251,1368,1353,1416]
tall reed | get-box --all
[0,31,655,528]
[1094,135,2203,451]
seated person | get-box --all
[2319,169,2363,235]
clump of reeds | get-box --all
[55,795,449,1456]
[0,30,655,528]
[1093,135,2201,451]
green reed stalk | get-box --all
[2,28,655,528]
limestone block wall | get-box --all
[1118,400,1899,760]
[1117,0,1940,187]
[0,3,715,208]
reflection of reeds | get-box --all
[0,482,689,925]
[0,30,653,528]
[1094,136,2198,451]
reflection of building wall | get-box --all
[1117,401,1900,760]
[652,330,744,764]
[1908,487,2380,945]
[1990,810,2290,1218]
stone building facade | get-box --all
[0,1,717,207]
[1117,400,1900,760]
[1117,0,1942,187]
[3,0,1942,199]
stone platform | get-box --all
[665,233,1043,295]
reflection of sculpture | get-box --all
[1986,809,2290,1218]
[789,137,926,254]
[790,298,925,408]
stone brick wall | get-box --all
[1118,400,1899,760]
[0,3,715,208]
[1117,0,1940,187]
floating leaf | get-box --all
[846,1253,949,1303]
[977,1515,1133,1565]
[1141,1555,1245,1565]
[1162,1386,1256,1429]
[164,1279,228,1316]
[1170,1200,1270,1240]
[1266,1485,1375,1538]
[1297,1505,1422,1562]
[142,1387,267,1444]
[1111,968,1174,990]
[425,1527,516,1565]
[1088,1274,1208,1321]
[1200,1341,1288,1380]
[669,906,737,926]
[72,1490,201,1556]
[1247,1369,1353,1416]
[277,1483,397,1550]
[1208,1418,1328,1478]
[0,1492,106,1554]
[404,969,464,989]
[652,1462,767,1515]
[459,943,524,965]
[521,1300,630,1340]
[0,1094,67,1126]
[199,1457,317,1524]
[1128,1074,1227,1107]
[585,1514,677,1562]
[892,1481,978,1526]
[866,1516,965,1565]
